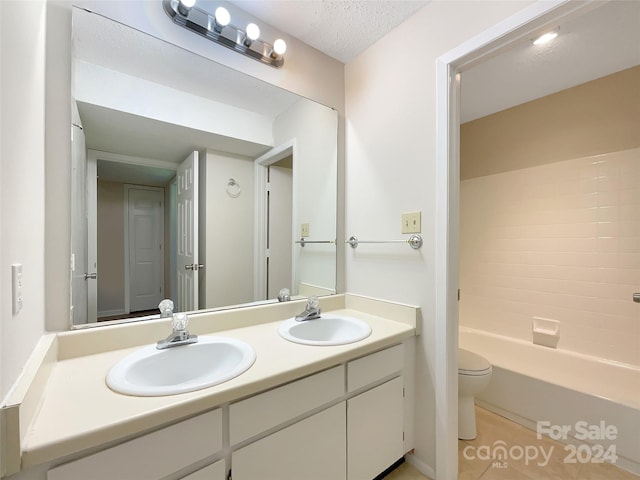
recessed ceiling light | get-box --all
[533,31,558,46]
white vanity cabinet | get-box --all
[230,344,406,480]
[41,343,409,480]
[47,409,224,480]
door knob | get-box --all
[84,272,97,280]
[634,293,640,303]
[184,264,205,271]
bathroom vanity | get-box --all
[1,294,417,480]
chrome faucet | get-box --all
[295,296,321,322]
[157,312,198,349]
[158,299,174,318]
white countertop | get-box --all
[13,296,417,471]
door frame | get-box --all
[123,185,165,315]
[87,150,176,318]
[253,139,297,301]
[434,1,597,478]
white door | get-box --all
[70,122,89,324]
[232,404,346,480]
[176,151,199,312]
[267,165,293,298]
[86,155,98,322]
[128,187,164,312]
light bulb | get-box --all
[246,23,260,41]
[214,6,230,27]
[177,0,196,16]
[533,31,558,46]
[273,38,287,56]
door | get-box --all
[86,155,98,322]
[232,404,346,480]
[70,121,89,324]
[267,164,293,298]
[176,151,199,312]
[128,187,164,312]
[347,377,404,480]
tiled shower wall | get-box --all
[459,147,640,366]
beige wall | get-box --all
[461,66,640,180]
[96,180,125,316]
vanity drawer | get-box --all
[347,344,404,392]
[230,365,344,445]
[47,409,222,480]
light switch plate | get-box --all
[401,212,421,234]
[12,263,23,315]
[301,223,310,237]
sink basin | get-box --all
[278,314,372,346]
[106,336,256,396]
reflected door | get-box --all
[267,165,293,298]
[71,122,89,324]
[128,187,164,312]
[176,151,199,311]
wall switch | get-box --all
[12,263,23,315]
[301,223,310,238]
[401,211,421,234]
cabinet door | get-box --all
[232,403,346,480]
[347,377,404,480]
[180,459,226,480]
[47,410,222,480]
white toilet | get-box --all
[458,348,492,440]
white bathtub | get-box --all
[459,326,640,475]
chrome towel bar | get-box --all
[346,234,423,250]
[295,238,336,248]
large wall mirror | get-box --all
[70,7,338,327]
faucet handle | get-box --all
[172,312,189,331]
[158,298,174,316]
[278,288,291,302]
[307,296,319,309]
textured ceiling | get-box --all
[228,0,428,63]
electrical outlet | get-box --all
[401,211,421,234]
[301,223,310,237]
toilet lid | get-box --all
[458,348,491,376]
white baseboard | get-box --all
[405,452,436,480]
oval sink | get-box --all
[106,336,256,396]
[278,314,372,346]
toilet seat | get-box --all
[458,348,491,376]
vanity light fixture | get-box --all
[163,0,287,68]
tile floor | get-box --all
[385,406,639,480]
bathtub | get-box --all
[459,326,640,475]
